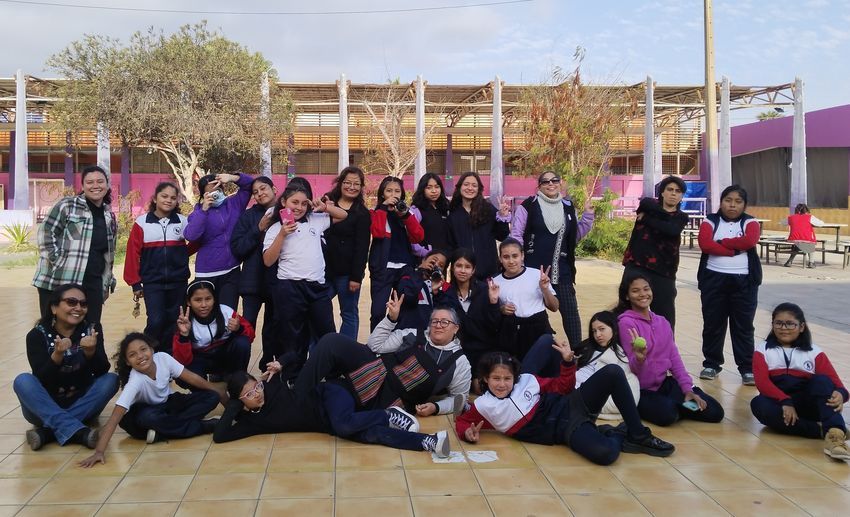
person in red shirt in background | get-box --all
[782,203,825,268]
[696,185,762,385]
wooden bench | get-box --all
[758,238,827,266]
[841,242,850,269]
[681,229,699,249]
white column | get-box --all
[13,69,29,210]
[96,122,110,175]
[718,76,732,189]
[414,74,426,184]
[338,73,350,172]
[654,132,663,185]
[790,77,808,209]
[705,0,720,211]
[260,71,272,177]
[489,76,504,205]
[642,76,655,198]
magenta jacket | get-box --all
[618,309,694,393]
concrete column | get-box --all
[445,133,454,193]
[414,74,426,184]
[790,77,807,209]
[64,131,74,187]
[120,144,130,196]
[13,69,30,210]
[654,132,663,190]
[704,1,720,211]
[96,122,110,176]
[8,131,15,208]
[489,76,504,204]
[260,71,272,177]
[337,73,350,172]
[642,76,655,198]
[719,76,732,190]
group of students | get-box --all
[16,165,849,468]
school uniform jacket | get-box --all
[697,212,762,288]
[368,207,425,272]
[753,339,848,406]
[172,305,256,365]
[123,212,193,291]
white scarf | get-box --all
[537,192,564,234]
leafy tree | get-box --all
[756,110,783,121]
[47,22,295,202]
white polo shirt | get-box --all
[115,352,184,410]
[492,267,555,318]
[706,218,756,275]
[263,212,331,283]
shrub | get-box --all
[1,223,37,253]
[576,188,633,262]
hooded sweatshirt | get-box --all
[617,309,693,393]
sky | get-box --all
[1,0,848,125]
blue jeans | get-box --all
[13,372,119,445]
[329,275,362,340]
[143,283,186,352]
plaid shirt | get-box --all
[32,195,117,292]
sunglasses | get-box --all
[61,297,89,308]
[539,177,561,185]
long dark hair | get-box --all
[114,332,157,388]
[147,182,181,214]
[287,176,314,200]
[412,172,449,213]
[765,302,813,351]
[39,283,89,328]
[227,370,257,400]
[327,166,366,207]
[574,311,627,368]
[613,272,653,315]
[80,166,113,205]
[376,176,406,207]
[185,280,225,342]
[476,351,521,393]
[450,247,477,285]
[449,172,490,226]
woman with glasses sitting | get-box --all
[292,301,470,420]
[509,171,594,348]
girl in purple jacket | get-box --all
[616,273,724,426]
[184,173,254,309]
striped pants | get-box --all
[554,281,582,348]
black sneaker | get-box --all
[70,427,99,449]
[622,433,675,457]
[26,428,52,451]
[386,406,419,432]
[201,418,220,435]
[597,422,628,438]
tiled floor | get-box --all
[1,250,849,516]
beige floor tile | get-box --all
[474,468,554,495]
[522,443,594,467]
[400,449,470,469]
[542,465,626,494]
[610,465,698,492]
[256,498,334,516]
[108,474,193,503]
[29,475,122,504]
[0,453,71,477]
[562,492,651,516]
[710,439,799,465]
[708,489,808,516]
[15,504,100,517]
[127,450,205,476]
[182,472,264,501]
[406,468,482,496]
[267,446,334,472]
[59,451,140,477]
[0,435,25,455]
[336,446,402,470]
[149,434,212,452]
[802,456,850,486]
[271,431,334,449]
[335,496,413,517]
[0,477,48,505]
[175,499,258,516]
[95,502,180,516]
[742,462,836,489]
[207,433,274,451]
[12,440,81,455]
[0,506,21,517]
[336,469,410,498]
[259,471,334,498]
[635,491,730,516]
[467,444,535,470]
[197,447,270,474]
[411,495,492,517]
[458,432,518,449]
[782,487,850,517]
[663,441,732,466]
[650,424,711,444]
[487,494,570,516]
[676,464,767,491]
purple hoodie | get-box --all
[618,309,694,393]
[184,173,254,275]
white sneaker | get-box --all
[386,406,420,432]
[423,430,451,458]
[145,429,157,444]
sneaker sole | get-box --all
[699,372,718,380]
[435,431,450,459]
[622,442,675,458]
[146,429,157,444]
[824,448,850,461]
[452,394,465,416]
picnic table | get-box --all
[819,223,848,252]
[758,236,827,266]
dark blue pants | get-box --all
[119,390,219,440]
[329,275,363,340]
[320,381,427,451]
[638,376,725,426]
[369,267,404,331]
[142,283,186,352]
[181,335,252,383]
[699,269,757,374]
[751,374,846,438]
[205,267,241,313]
[294,333,378,403]
[520,334,561,378]
[241,292,276,371]
[269,279,335,373]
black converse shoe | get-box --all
[422,430,450,458]
[386,406,419,432]
[622,432,675,457]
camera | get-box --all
[430,268,443,282]
[394,200,408,213]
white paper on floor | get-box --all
[431,451,467,463]
[430,450,499,463]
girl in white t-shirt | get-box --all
[79,333,226,467]
[491,238,559,360]
[262,184,348,375]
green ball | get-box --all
[633,336,647,349]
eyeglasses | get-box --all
[61,297,89,308]
[429,318,457,329]
[773,320,800,330]
[239,381,265,400]
[342,181,362,188]
[539,177,561,186]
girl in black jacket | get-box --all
[410,172,451,258]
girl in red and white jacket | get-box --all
[782,203,825,268]
[172,280,255,383]
[751,302,850,461]
[456,340,673,465]
[123,182,195,351]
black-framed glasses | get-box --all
[773,320,800,330]
[429,318,457,329]
[240,381,265,400]
[61,297,89,308]
[539,177,561,186]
